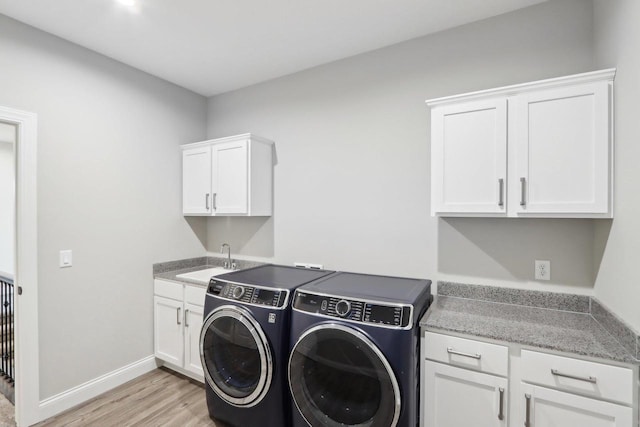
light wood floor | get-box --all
[35,368,229,427]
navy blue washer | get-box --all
[200,264,335,427]
[288,272,432,427]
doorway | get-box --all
[0,106,39,427]
[0,122,16,417]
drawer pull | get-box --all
[447,347,481,360]
[524,393,531,427]
[498,387,504,421]
[551,369,597,384]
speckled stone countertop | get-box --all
[421,282,639,365]
[153,256,265,288]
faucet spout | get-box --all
[220,243,232,269]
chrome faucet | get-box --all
[220,243,234,269]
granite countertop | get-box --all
[153,256,265,288]
[421,283,639,365]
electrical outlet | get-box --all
[535,260,550,281]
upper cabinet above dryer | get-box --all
[182,134,274,216]
[428,69,615,218]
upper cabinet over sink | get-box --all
[182,134,274,216]
[427,69,615,218]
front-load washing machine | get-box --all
[288,272,432,427]
[199,264,335,427]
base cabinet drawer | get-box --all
[424,360,507,427]
[520,383,633,427]
[521,350,634,405]
[424,331,509,376]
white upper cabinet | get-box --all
[181,134,274,216]
[428,69,615,218]
[431,98,507,215]
[182,145,212,215]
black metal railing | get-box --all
[0,273,13,385]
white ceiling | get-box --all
[0,0,546,96]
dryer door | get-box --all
[288,324,401,427]
[200,305,273,407]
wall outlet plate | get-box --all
[294,262,324,270]
[535,260,550,280]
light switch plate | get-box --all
[60,250,73,268]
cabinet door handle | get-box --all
[176,307,181,325]
[524,393,531,427]
[184,309,189,327]
[446,347,481,360]
[498,178,504,207]
[520,177,526,206]
[213,193,217,211]
[205,193,210,210]
[498,387,505,421]
[551,369,597,384]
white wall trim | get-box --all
[0,106,38,427]
[38,356,158,422]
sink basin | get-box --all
[175,267,233,284]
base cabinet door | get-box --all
[520,384,632,427]
[183,302,204,377]
[424,360,508,427]
[154,296,184,367]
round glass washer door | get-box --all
[288,323,401,427]
[200,304,273,407]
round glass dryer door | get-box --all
[200,305,273,407]
[288,324,401,427]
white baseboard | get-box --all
[37,355,158,422]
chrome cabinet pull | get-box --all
[520,177,526,206]
[551,369,597,384]
[205,193,210,210]
[498,178,504,207]
[524,393,531,427]
[498,387,505,421]
[176,307,181,325]
[213,193,217,211]
[446,347,481,360]
[184,309,189,327]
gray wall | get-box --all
[207,1,598,292]
[0,15,208,398]
[593,0,640,331]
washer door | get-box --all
[200,305,273,407]
[288,324,401,427]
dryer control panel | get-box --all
[208,279,287,308]
[293,291,412,328]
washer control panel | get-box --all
[293,291,411,328]
[208,279,285,308]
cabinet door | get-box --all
[424,361,507,427]
[520,384,632,427]
[431,98,507,215]
[183,146,212,215]
[183,302,204,379]
[154,296,184,367]
[513,82,611,216]
[212,140,248,215]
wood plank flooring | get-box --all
[35,368,229,427]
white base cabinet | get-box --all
[424,361,507,427]
[422,331,639,427]
[154,279,206,382]
[181,134,274,216]
[521,383,632,427]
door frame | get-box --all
[0,106,39,426]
